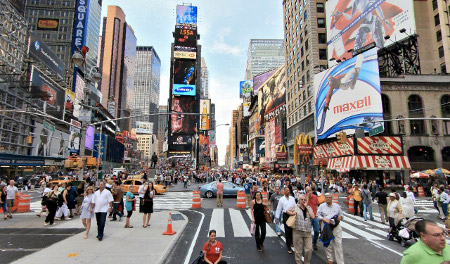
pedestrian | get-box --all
[124,185,135,228]
[151,152,158,168]
[81,186,94,239]
[400,192,415,219]
[202,230,227,264]
[37,183,51,218]
[287,194,314,264]
[55,184,71,220]
[183,175,188,188]
[269,187,283,235]
[387,193,402,231]
[441,186,450,220]
[0,185,7,220]
[361,184,374,221]
[351,184,362,217]
[405,185,417,214]
[6,180,18,219]
[375,187,388,224]
[251,191,267,252]
[90,182,113,241]
[306,186,320,250]
[244,180,252,209]
[110,181,123,221]
[67,183,77,218]
[216,179,224,207]
[431,183,441,216]
[370,181,379,201]
[400,219,450,263]
[317,193,344,264]
[142,182,154,227]
[44,185,59,226]
[138,181,146,213]
[275,187,296,254]
[74,182,85,216]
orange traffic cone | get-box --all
[162,212,176,235]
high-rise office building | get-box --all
[133,46,161,133]
[200,57,209,99]
[157,105,168,156]
[244,39,285,80]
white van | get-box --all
[113,167,126,176]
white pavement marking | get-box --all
[229,209,251,237]
[343,212,388,229]
[244,209,277,237]
[184,210,205,264]
[369,239,403,256]
[208,209,225,237]
[340,222,384,240]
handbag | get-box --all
[250,222,256,236]
[286,206,298,228]
[264,208,271,223]
[132,200,136,211]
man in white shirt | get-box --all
[6,180,18,218]
[275,187,297,254]
[90,182,113,241]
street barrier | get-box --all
[162,212,176,235]
[192,191,201,208]
[236,191,245,209]
[418,187,425,197]
[332,193,339,204]
[16,193,31,213]
[348,195,355,214]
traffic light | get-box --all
[336,132,342,143]
[26,135,32,144]
[341,131,347,144]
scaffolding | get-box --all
[378,35,421,78]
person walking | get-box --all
[317,193,344,264]
[55,184,71,220]
[216,179,224,207]
[251,191,267,252]
[44,185,59,226]
[275,187,297,254]
[142,182,155,227]
[440,186,450,220]
[431,183,441,217]
[387,193,402,231]
[6,180,18,219]
[80,186,94,239]
[375,187,388,224]
[287,194,314,264]
[37,183,51,218]
[401,219,450,263]
[138,181,147,213]
[244,180,252,209]
[202,230,227,264]
[151,152,158,168]
[0,185,7,220]
[351,184,362,217]
[361,184,374,221]
[67,183,77,218]
[90,182,113,241]
[306,186,320,250]
[110,181,123,222]
[400,192,415,219]
[269,187,283,235]
[405,185,417,214]
[74,182,85,216]
[124,185,135,228]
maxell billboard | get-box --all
[326,0,417,66]
[314,48,383,140]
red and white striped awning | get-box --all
[327,156,411,171]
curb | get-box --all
[158,211,189,264]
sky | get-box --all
[101,0,284,165]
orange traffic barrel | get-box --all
[262,192,269,206]
[348,195,355,214]
[418,187,425,197]
[236,191,246,209]
[16,193,31,213]
[192,191,201,208]
[332,193,339,204]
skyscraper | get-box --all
[245,39,285,80]
[133,46,161,133]
[157,105,168,156]
[200,57,209,99]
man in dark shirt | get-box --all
[375,187,388,224]
[111,181,123,221]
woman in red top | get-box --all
[202,230,227,264]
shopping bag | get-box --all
[250,222,256,236]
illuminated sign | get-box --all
[37,18,59,30]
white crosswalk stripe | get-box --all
[208,209,225,237]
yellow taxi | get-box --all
[49,176,72,186]
[121,179,167,194]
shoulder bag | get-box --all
[264,205,271,223]
[286,206,298,228]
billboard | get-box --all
[37,18,59,31]
[71,0,90,92]
[29,32,65,80]
[65,89,75,114]
[200,99,210,130]
[30,67,65,120]
[168,135,193,153]
[85,126,94,151]
[243,102,250,117]
[326,0,417,65]
[32,122,70,157]
[69,119,81,154]
[171,97,196,134]
[314,48,383,140]
[258,66,286,124]
[253,69,277,96]
[255,138,265,158]
[209,130,216,146]
[176,5,197,25]
[239,80,253,99]
[173,59,196,96]
[136,121,154,134]
[174,24,197,58]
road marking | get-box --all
[340,222,383,240]
[229,209,251,237]
[244,209,278,237]
[369,239,403,256]
[208,209,225,237]
[184,210,205,264]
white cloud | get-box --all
[210,27,243,56]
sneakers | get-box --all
[44,222,49,226]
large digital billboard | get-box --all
[168,135,193,153]
[176,5,197,25]
[135,121,154,134]
[171,97,196,134]
[174,24,197,56]
[253,69,277,96]
[326,0,417,65]
[32,122,70,157]
[239,80,253,99]
[258,66,286,124]
[173,59,196,96]
[314,48,383,140]
[30,67,65,120]
[200,99,210,130]
[29,32,65,80]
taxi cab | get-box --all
[121,179,167,194]
[49,176,72,186]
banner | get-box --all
[258,66,286,124]
[314,48,383,140]
[240,80,253,99]
[326,0,417,66]
[135,121,153,134]
[171,97,196,134]
[255,138,265,158]
[200,99,210,130]
[29,32,65,79]
[30,67,65,120]
[32,122,69,157]
[356,136,402,155]
[243,102,250,117]
[69,119,81,154]
[253,69,277,96]
[168,135,192,153]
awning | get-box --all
[327,155,411,171]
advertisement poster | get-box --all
[176,5,197,25]
[200,99,211,130]
[65,89,75,114]
[29,32,65,79]
[168,134,193,153]
[69,119,81,154]
[314,48,383,140]
[255,138,265,158]
[243,102,250,117]
[173,59,196,96]
[209,130,216,146]
[171,97,196,134]
[253,68,277,95]
[239,80,253,99]
[136,121,153,134]
[174,24,197,57]
[32,122,69,157]
[258,66,286,124]
[30,67,65,119]
[85,126,94,151]
[326,0,417,65]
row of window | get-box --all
[287,101,312,127]
[29,0,71,6]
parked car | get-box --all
[121,179,167,194]
[199,181,245,198]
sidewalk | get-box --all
[11,211,187,264]
[167,181,204,192]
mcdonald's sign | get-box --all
[275,144,287,159]
[294,134,313,165]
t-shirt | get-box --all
[375,191,388,205]
[203,241,223,263]
[92,189,113,213]
[244,183,251,194]
[216,182,224,195]
[400,240,450,264]
[125,192,134,212]
[269,193,283,212]
[6,186,18,200]
[307,194,319,217]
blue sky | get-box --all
[101,0,284,165]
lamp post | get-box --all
[71,50,102,181]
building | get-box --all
[133,46,161,133]
[229,110,239,169]
[282,0,328,167]
[200,57,209,99]
[157,105,168,156]
[244,39,285,80]
[135,134,158,162]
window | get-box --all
[439,46,444,58]
[305,39,309,51]
[381,94,393,134]
[301,46,304,57]
[318,33,326,44]
[441,63,447,74]
[307,85,311,97]
[304,105,307,116]
[443,147,450,162]
[442,95,450,134]
[304,11,307,21]
[435,14,440,26]
[408,146,435,162]
[408,95,426,135]
[432,0,438,10]
[317,3,325,13]
[319,49,327,60]
[317,18,325,28]
[308,101,311,113]
[437,30,442,42]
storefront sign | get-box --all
[356,136,402,155]
[314,138,354,159]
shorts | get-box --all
[127,210,133,218]
[6,199,14,208]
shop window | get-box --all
[381,94,393,134]
[408,146,435,162]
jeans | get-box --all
[0,202,6,214]
[311,217,320,245]
[443,203,448,218]
[112,202,123,220]
[95,212,107,239]
[363,203,374,221]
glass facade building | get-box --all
[245,39,285,80]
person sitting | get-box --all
[202,230,227,264]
